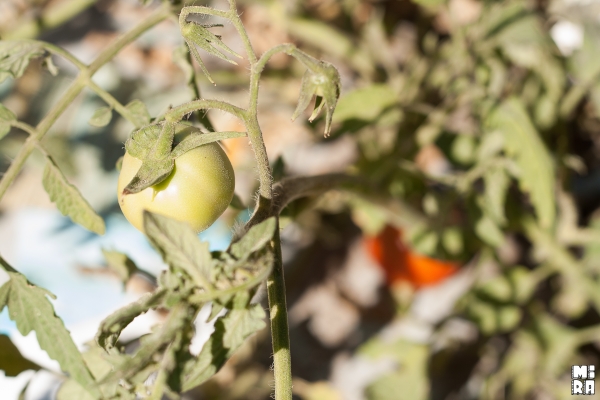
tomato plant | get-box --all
[117,128,235,234]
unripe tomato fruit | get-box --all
[117,128,235,234]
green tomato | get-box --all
[117,130,235,234]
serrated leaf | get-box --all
[171,131,246,159]
[3,272,100,398]
[88,106,112,127]
[144,212,213,290]
[0,334,40,376]
[122,122,176,195]
[125,124,161,160]
[230,217,276,259]
[122,156,174,195]
[0,40,45,83]
[42,156,105,235]
[125,99,151,127]
[487,98,555,229]
[181,304,266,391]
[222,303,266,348]
[96,289,165,350]
[102,249,137,283]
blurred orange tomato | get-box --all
[364,225,459,288]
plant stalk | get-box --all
[266,218,293,400]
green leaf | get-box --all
[101,249,137,283]
[3,272,100,398]
[181,304,266,391]
[88,106,112,127]
[569,23,600,85]
[125,99,151,127]
[0,103,17,122]
[42,156,105,235]
[487,98,555,229]
[0,40,45,83]
[125,124,161,160]
[96,289,165,350]
[56,380,96,400]
[483,166,509,225]
[0,334,41,376]
[143,212,214,290]
[229,217,276,259]
[0,103,16,139]
[475,214,505,248]
[332,84,396,123]
[222,303,266,349]
[171,131,246,159]
[287,18,374,77]
[121,156,174,195]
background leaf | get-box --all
[42,156,105,235]
[487,98,555,229]
[0,334,40,376]
[0,40,45,83]
[125,99,151,127]
[88,106,112,127]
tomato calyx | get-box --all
[290,51,341,137]
[121,121,245,196]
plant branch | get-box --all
[0,5,172,202]
[9,121,37,136]
[228,0,257,65]
[88,5,172,74]
[32,41,88,70]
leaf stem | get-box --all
[163,99,247,122]
[85,79,141,127]
[227,0,258,65]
